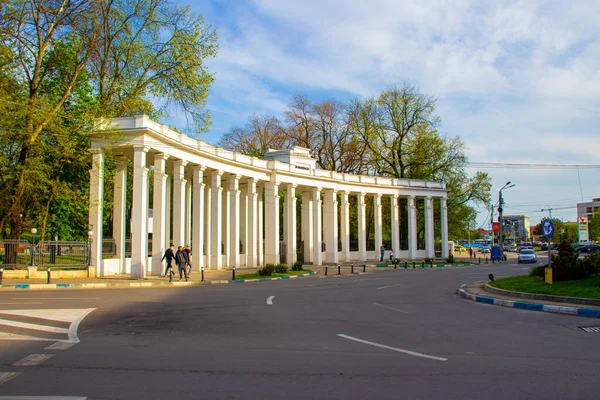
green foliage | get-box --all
[528,265,541,277]
[275,263,288,273]
[258,264,276,276]
[291,261,304,271]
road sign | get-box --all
[492,222,500,233]
[542,219,554,239]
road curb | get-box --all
[0,272,317,290]
[457,285,600,318]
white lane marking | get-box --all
[10,298,100,300]
[45,341,76,350]
[12,354,54,367]
[0,303,43,305]
[0,333,55,342]
[337,334,447,361]
[0,397,87,399]
[266,296,275,305]
[0,319,68,335]
[377,284,402,290]
[372,302,409,314]
[0,372,20,386]
[0,309,95,323]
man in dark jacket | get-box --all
[161,244,175,277]
[175,246,188,281]
[183,245,192,278]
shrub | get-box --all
[424,257,433,264]
[529,265,541,277]
[291,261,304,271]
[445,254,455,263]
[275,263,288,273]
[258,264,276,276]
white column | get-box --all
[358,192,367,261]
[312,187,322,266]
[131,146,149,278]
[323,189,338,264]
[374,193,383,258]
[340,191,350,262]
[185,176,192,246]
[222,176,230,266]
[204,180,212,268]
[165,175,171,249]
[246,178,258,267]
[408,195,417,260]
[229,175,241,268]
[285,184,297,265]
[172,160,187,247]
[425,196,435,259]
[441,197,449,259]
[301,191,314,263]
[88,150,104,276]
[192,166,206,271]
[151,154,168,276]
[391,194,400,258]
[113,159,127,274]
[264,181,280,265]
[211,170,223,269]
[240,186,248,263]
[258,184,264,266]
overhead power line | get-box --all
[468,162,600,169]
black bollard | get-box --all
[338,264,341,275]
[412,262,415,269]
[478,256,481,265]
[232,266,236,280]
[421,261,424,268]
[325,266,328,276]
[201,267,205,282]
[0,268,3,285]
[485,256,488,264]
[47,267,51,284]
[404,262,408,269]
[362,264,366,273]
[351,264,354,274]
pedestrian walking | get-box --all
[161,244,175,277]
[380,245,385,262]
[184,245,192,278]
[389,249,394,262]
[175,246,188,281]
[468,247,473,259]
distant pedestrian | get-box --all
[175,246,188,281]
[184,245,192,278]
[468,247,473,259]
[161,244,175,277]
[389,249,394,262]
[380,245,385,262]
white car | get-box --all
[518,249,537,263]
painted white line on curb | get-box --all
[337,334,447,361]
[12,354,54,367]
[0,303,43,305]
[11,298,100,300]
[377,284,402,290]
[0,319,68,335]
[266,296,275,305]
[0,372,20,386]
[0,397,87,399]
[372,302,409,314]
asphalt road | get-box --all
[0,257,598,400]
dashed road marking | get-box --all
[266,296,274,305]
[0,372,20,386]
[0,397,87,399]
[377,284,402,290]
[337,334,447,361]
[372,302,409,314]
[12,354,54,367]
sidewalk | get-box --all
[458,281,600,318]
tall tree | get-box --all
[218,114,287,157]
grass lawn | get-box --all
[491,274,600,300]
[234,269,314,280]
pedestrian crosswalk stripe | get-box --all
[0,309,95,345]
[12,354,54,367]
[0,396,86,399]
[0,372,20,386]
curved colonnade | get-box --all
[88,115,449,278]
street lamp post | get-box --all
[87,230,94,267]
[30,228,37,266]
[499,182,516,261]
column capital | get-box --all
[212,169,224,177]
[173,159,188,167]
[374,193,383,199]
[391,193,400,200]
[230,173,242,181]
[90,148,104,155]
[287,183,298,190]
[193,165,207,172]
[133,145,150,153]
[153,152,169,161]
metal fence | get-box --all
[0,240,33,268]
[38,241,89,267]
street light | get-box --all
[499,181,516,261]
[87,230,93,267]
[30,228,38,266]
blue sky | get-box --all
[168,0,600,229]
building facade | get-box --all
[577,198,600,222]
[502,215,530,242]
[88,115,449,278]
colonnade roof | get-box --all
[92,115,447,198]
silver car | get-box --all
[518,249,537,263]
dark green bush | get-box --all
[275,263,288,273]
[291,261,304,271]
[549,241,600,281]
[529,265,541,277]
[258,264,276,276]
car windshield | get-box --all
[520,249,534,255]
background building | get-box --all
[577,198,600,222]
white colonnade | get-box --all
[88,115,449,277]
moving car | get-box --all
[518,249,537,263]
[479,247,490,254]
[508,245,517,252]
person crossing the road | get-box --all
[161,244,175,278]
[175,246,189,281]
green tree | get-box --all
[588,209,600,242]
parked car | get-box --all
[518,249,537,263]
[508,245,517,252]
[575,244,600,254]
[480,247,490,254]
